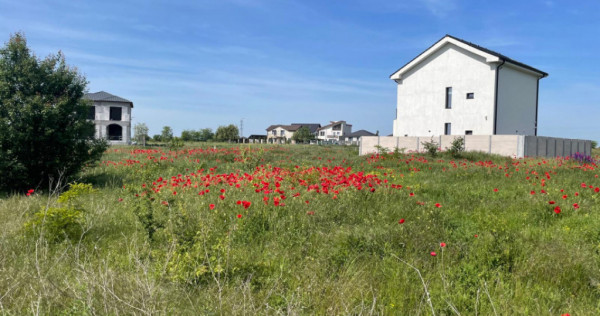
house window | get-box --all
[319,131,325,136]
[466,92,474,99]
[87,106,95,120]
[109,107,122,121]
[280,130,285,136]
[271,130,276,135]
[445,87,452,109]
[465,130,473,135]
[444,123,451,135]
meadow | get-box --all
[0,144,599,315]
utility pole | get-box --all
[240,118,244,142]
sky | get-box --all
[1,0,599,140]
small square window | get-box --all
[466,93,474,99]
[465,130,473,135]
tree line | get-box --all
[133,123,240,144]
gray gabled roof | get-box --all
[291,123,321,134]
[390,34,548,78]
[83,91,134,107]
[345,130,375,138]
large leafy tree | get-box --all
[291,126,315,143]
[0,33,107,192]
[160,126,173,142]
[215,124,239,142]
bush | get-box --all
[0,33,106,192]
[24,183,95,242]
[447,137,465,158]
[592,140,598,149]
[421,138,439,157]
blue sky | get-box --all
[1,0,599,140]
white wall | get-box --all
[393,43,496,137]
[91,101,132,144]
[496,64,538,135]
[360,135,592,158]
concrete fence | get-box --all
[359,135,592,158]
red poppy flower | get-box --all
[209,204,215,210]
[493,188,498,192]
[409,192,415,197]
[307,211,315,215]
[474,234,478,238]
[435,203,442,208]
[219,195,225,200]
[549,201,555,205]
[398,218,405,224]
[573,203,579,209]
[237,214,242,219]
[562,195,568,199]
[430,251,437,256]
[530,191,535,195]
[554,206,561,214]
[440,242,446,247]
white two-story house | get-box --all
[390,35,547,137]
[83,91,133,144]
[316,121,352,141]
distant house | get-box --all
[266,123,321,143]
[342,130,376,142]
[83,91,133,144]
[316,121,352,141]
[390,35,547,137]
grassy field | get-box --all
[0,144,599,315]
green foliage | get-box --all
[168,137,184,150]
[198,128,214,141]
[24,183,95,242]
[592,140,598,149]
[421,137,439,157]
[160,126,173,142]
[24,207,83,242]
[0,33,107,191]
[447,136,465,158]
[133,123,149,145]
[291,126,315,143]
[215,124,239,142]
[180,129,195,141]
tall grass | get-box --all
[0,144,598,314]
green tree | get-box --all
[181,129,194,142]
[133,123,149,145]
[0,33,107,191]
[152,134,162,142]
[199,128,214,141]
[215,124,239,142]
[291,126,314,143]
[160,126,173,142]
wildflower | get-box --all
[219,195,225,200]
[435,203,442,208]
[118,198,123,202]
[307,211,315,215]
[493,188,498,192]
[549,201,555,205]
[440,242,446,247]
[209,204,215,210]
[562,195,568,199]
[430,251,437,256]
[474,234,478,238]
[554,206,561,214]
[409,192,415,197]
[530,190,535,195]
[398,218,405,224]
[237,214,242,219]
[573,203,579,209]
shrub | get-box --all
[421,138,439,157]
[447,137,465,158]
[0,33,106,192]
[24,183,95,242]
